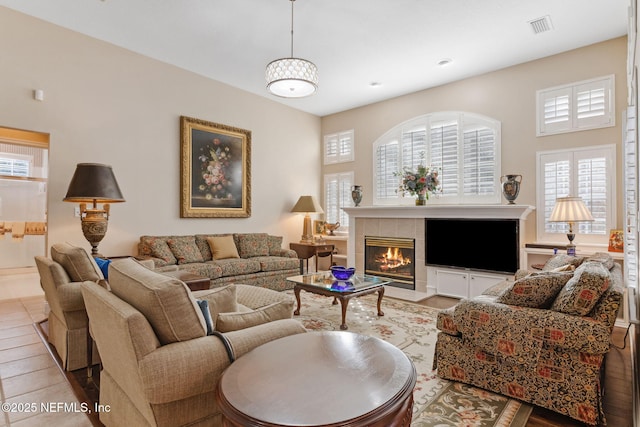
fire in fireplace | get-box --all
[364,236,415,290]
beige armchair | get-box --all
[34,242,104,371]
[81,257,306,427]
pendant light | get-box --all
[266,0,318,98]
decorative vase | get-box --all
[500,174,522,204]
[415,194,426,206]
[351,185,363,207]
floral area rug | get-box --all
[286,290,533,427]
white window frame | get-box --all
[372,112,501,205]
[536,75,615,136]
[536,144,616,245]
[324,171,354,229]
[323,130,354,164]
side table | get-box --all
[289,242,334,273]
[161,270,211,291]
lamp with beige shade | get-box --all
[291,195,323,243]
[548,196,594,256]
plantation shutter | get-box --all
[324,130,354,164]
[375,141,399,199]
[540,153,571,233]
[0,158,29,177]
[401,127,427,170]
[324,172,353,227]
[429,123,458,195]
[575,155,607,235]
[463,126,496,196]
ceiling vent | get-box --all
[528,15,553,34]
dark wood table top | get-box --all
[216,331,416,427]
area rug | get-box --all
[287,290,533,427]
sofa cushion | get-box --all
[235,233,269,258]
[215,299,294,332]
[167,236,204,264]
[551,261,612,316]
[207,235,240,260]
[496,271,573,308]
[255,256,300,272]
[212,258,261,277]
[148,238,177,265]
[50,242,103,282]
[542,254,585,271]
[267,235,284,256]
[108,258,206,345]
[195,285,238,329]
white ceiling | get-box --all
[0,0,629,117]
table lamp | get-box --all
[64,163,125,257]
[548,196,594,256]
[291,195,323,243]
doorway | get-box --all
[0,127,49,270]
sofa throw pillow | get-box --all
[196,299,214,335]
[50,242,103,282]
[551,261,612,316]
[167,236,204,264]
[267,235,284,256]
[496,271,573,308]
[585,252,615,270]
[148,238,177,265]
[194,285,239,329]
[542,254,585,271]
[207,235,240,260]
[108,258,206,345]
[235,233,269,258]
[215,299,294,332]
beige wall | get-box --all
[321,37,627,245]
[0,7,322,258]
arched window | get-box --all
[373,112,501,205]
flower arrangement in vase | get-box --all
[395,162,441,205]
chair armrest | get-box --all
[224,319,306,359]
[138,336,232,404]
[234,284,294,310]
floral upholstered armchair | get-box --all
[433,253,623,426]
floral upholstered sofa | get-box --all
[433,253,623,426]
[138,233,300,291]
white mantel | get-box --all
[343,204,535,220]
[343,204,535,294]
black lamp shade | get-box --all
[63,163,125,203]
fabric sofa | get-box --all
[433,253,623,426]
[138,233,300,291]
[81,257,307,427]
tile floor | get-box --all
[0,269,92,426]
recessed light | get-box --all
[369,82,383,88]
[437,58,452,67]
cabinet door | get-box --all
[436,270,468,298]
[468,273,507,298]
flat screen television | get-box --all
[425,218,519,274]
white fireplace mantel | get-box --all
[343,204,535,220]
[343,205,535,293]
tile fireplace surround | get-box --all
[343,205,535,295]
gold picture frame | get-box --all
[180,116,251,218]
[313,220,326,235]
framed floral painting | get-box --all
[180,116,251,218]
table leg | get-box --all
[294,286,302,315]
[338,296,349,330]
[376,287,385,316]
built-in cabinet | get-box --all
[429,267,512,299]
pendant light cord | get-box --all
[289,0,295,58]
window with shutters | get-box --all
[324,130,354,164]
[0,156,29,177]
[324,172,353,229]
[373,112,501,205]
[536,145,616,244]
[536,75,615,136]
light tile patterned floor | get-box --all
[0,269,92,426]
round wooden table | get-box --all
[216,331,416,427]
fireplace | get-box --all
[364,236,415,290]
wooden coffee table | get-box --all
[216,331,416,427]
[287,272,390,330]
